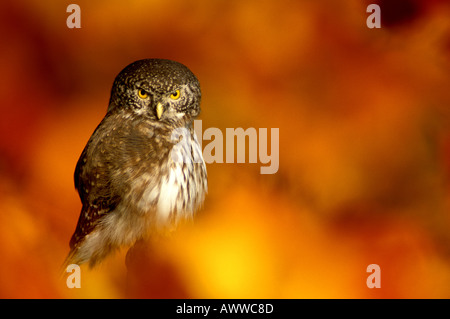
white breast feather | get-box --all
[156,164,183,226]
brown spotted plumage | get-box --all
[65,59,207,267]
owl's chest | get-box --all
[134,129,206,228]
[156,162,192,224]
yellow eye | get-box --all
[138,89,148,99]
[170,89,181,100]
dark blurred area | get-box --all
[0,0,449,298]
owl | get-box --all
[65,59,207,268]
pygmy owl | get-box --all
[65,59,207,267]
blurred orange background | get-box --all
[1,0,450,298]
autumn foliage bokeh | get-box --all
[0,0,450,298]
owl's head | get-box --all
[108,59,201,125]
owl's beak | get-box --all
[156,102,164,120]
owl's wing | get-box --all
[70,145,120,250]
[69,203,114,249]
[73,145,88,202]
[70,120,122,250]
[69,115,169,251]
